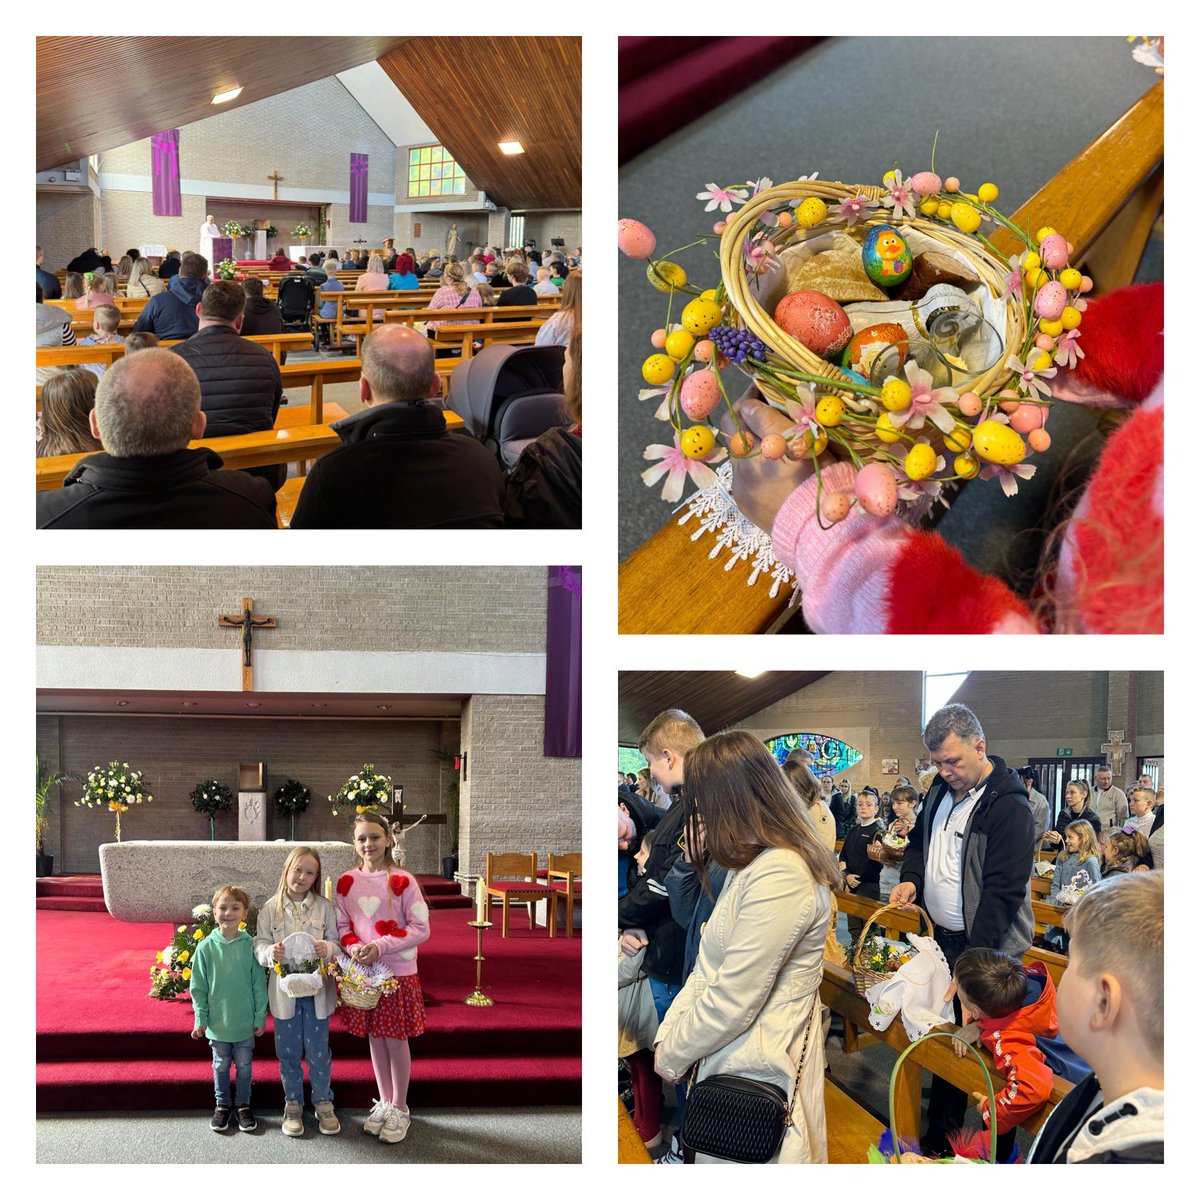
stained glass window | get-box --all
[407,146,467,198]
[763,733,863,777]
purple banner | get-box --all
[151,130,181,217]
[544,566,582,758]
[349,153,368,223]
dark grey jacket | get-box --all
[168,324,283,437]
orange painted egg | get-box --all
[773,290,852,357]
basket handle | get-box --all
[852,901,935,972]
[885,1030,998,1163]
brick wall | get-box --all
[37,713,457,874]
[459,694,580,877]
[36,566,547,653]
[36,190,101,272]
[395,213,490,259]
[522,212,582,254]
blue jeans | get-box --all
[649,978,687,1121]
[210,1035,255,1107]
[274,995,333,1105]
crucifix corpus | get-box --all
[1101,729,1133,777]
[267,170,284,200]
[218,597,277,692]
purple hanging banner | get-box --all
[349,153,368,223]
[150,130,181,217]
[544,566,582,758]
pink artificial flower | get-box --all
[696,183,749,213]
[1054,328,1084,370]
[642,434,727,502]
[834,194,879,227]
[982,461,1037,499]
[746,177,775,197]
[1006,348,1057,400]
[882,170,916,221]
[887,360,958,434]
[743,230,777,277]
[1002,254,1023,300]
[637,383,673,421]
[780,390,821,441]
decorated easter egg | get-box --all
[842,322,909,377]
[1008,403,1046,435]
[793,197,828,229]
[680,370,721,420]
[911,171,942,197]
[1034,281,1068,321]
[664,329,694,362]
[646,260,687,292]
[680,425,717,460]
[972,419,1026,466]
[904,443,937,480]
[855,462,899,516]
[861,225,913,287]
[642,354,675,385]
[617,218,656,259]
[821,491,852,523]
[773,290,852,357]
[1040,233,1069,269]
[681,297,722,337]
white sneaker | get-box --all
[379,1104,411,1144]
[363,1098,391,1136]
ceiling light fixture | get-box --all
[182,701,197,708]
[116,700,130,706]
[736,670,766,679]
[211,86,243,105]
[497,140,525,155]
[246,701,262,708]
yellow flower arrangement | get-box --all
[182,968,191,980]
[194,930,204,940]
[177,950,189,963]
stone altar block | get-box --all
[239,791,267,841]
[99,841,358,922]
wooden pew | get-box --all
[277,359,466,423]
[617,1098,653,1164]
[380,302,560,329]
[431,320,546,360]
[617,80,1166,634]
[37,331,315,368]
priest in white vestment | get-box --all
[199,215,221,265]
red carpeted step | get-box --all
[37,1053,581,1111]
[37,875,105,898]
[36,895,109,912]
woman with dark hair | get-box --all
[37,369,102,458]
[653,730,843,1163]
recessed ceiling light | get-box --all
[377,704,391,711]
[736,670,766,679]
[246,701,261,708]
[497,141,524,156]
[182,701,197,708]
[212,86,243,105]
[116,700,130,706]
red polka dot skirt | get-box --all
[339,974,426,1040]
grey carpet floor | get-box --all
[618,35,1163,563]
[37,1105,581,1164]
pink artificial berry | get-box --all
[911,171,943,196]
[776,211,794,229]
[713,220,727,234]
[729,431,756,457]
[650,328,667,349]
[1080,275,1094,294]
[957,391,982,417]
[617,218,656,259]
[945,177,960,193]
[1034,333,1055,351]
[1028,428,1052,452]
[760,433,788,460]
[1009,403,1046,435]
[821,491,852,523]
[1066,242,1075,255]
[693,339,714,362]
[1000,399,1020,414]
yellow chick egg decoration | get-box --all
[972,419,1026,466]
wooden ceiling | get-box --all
[36,37,410,171]
[380,37,581,211]
[618,673,830,744]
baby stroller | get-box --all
[276,273,317,351]
[447,344,566,468]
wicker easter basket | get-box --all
[337,972,384,1010]
[851,901,935,998]
[718,180,1027,413]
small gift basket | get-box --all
[332,953,399,1011]
[867,829,908,865]
[848,902,933,997]
[1053,868,1094,907]
[274,931,326,999]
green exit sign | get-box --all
[1056,747,1074,756]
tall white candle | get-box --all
[475,877,487,922]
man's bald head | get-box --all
[360,325,436,405]
[93,350,203,456]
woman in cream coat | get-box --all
[655,731,843,1163]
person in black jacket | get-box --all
[159,250,182,280]
[36,245,61,299]
[289,325,505,529]
[133,252,208,340]
[35,350,276,529]
[495,260,536,311]
[1044,778,1102,848]
[839,789,883,943]
[66,246,106,274]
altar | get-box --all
[99,840,358,922]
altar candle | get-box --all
[475,877,487,922]
[324,877,333,902]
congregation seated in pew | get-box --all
[36,369,102,458]
[132,251,208,340]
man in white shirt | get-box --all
[1094,766,1128,831]
[198,214,221,266]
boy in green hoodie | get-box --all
[190,885,268,1131]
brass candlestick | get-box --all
[464,920,495,1006]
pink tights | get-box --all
[368,1036,412,1110]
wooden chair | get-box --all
[546,852,582,938]
[484,852,556,938]
[618,80,1165,634]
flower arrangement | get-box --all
[223,220,246,238]
[75,761,152,841]
[293,223,312,239]
[620,147,1089,531]
[844,932,911,976]
[149,902,259,1000]
[265,225,279,240]
[214,258,238,280]
[274,777,311,840]
[329,764,391,816]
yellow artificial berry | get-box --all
[1025,267,1050,290]
[977,182,999,203]
[1022,251,1042,272]
[701,288,719,300]
[954,453,981,479]
[950,202,981,234]
[875,412,903,443]
[883,170,899,187]
[814,395,845,426]
[943,426,972,453]
[799,428,829,455]
[680,425,717,460]
[681,296,722,337]
[642,354,676,385]
[1039,318,1064,337]
[919,197,940,216]
[1060,268,1083,291]
[1032,351,1053,371]
[793,197,828,229]
[880,378,913,412]
[936,201,953,220]
[646,261,687,292]
[904,443,938,480]
[1035,226,1057,244]
[1060,305,1082,331]
[663,329,695,362]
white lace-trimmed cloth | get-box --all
[864,934,953,1042]
[278,931,324,998]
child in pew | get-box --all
[948,948,1085,1162]
[839,788,883,944]
[1044,820,1101,951]
[875,783,918,901]
[1027,872,1163,1162]
[75,271,112,310]
[36,368,102,458]
[190,884,268,1134]
[1100,829,1151,877]
[254,846,342,1138]
[78,304,124,378]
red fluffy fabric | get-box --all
[1071,283,1163,404]
[388,874,410,896]
[374,919,407,937]
[341,932,361,947]
[336,873,355,897]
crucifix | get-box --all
[1101,730,1133,777]
[267,170,284,200]
[218,598,277,692]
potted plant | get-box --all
[273,778,311,840]
[36,756,77,877]
[293,222,312,240]
[329,763,392,817]
[189,778,234,840]
[431,747,462,878]
[214,258,237,280]
[75,761,153,842]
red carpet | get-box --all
[37,903,580,1111]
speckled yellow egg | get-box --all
[794,197,828,229]
[680,425,717,460]
[646,261,687,293]
[972,419,1026,466]
[815,395,845,427]
[919,197,940,216]
[1060,306,1082,331]
[664,329,695,362]
[681,297,722,337]
[937,201,953,220]
[904,443,938,480]
[875,412,903,443]
[943,426,972,453]
[954,453,981,479]
[1060,268,1083,291]
[977,182,999,203]
[642,354,675,385]
[950,202,982,234]
[880,377,912,412]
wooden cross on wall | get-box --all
[218,598,277,692]
[267,170,284,200]
[1101,729,1133,777]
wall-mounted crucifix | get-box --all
[218,598,277,692]
[1101,729,1133,777]
[267,170,284,200]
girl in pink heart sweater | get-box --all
[334,811,431,1143]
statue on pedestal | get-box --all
[447,223,460,258]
